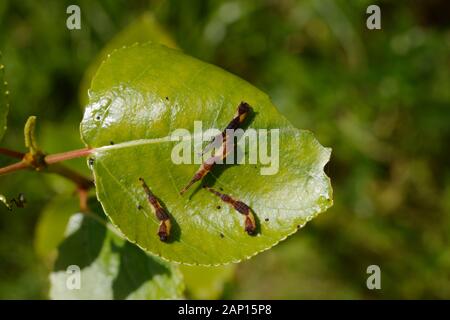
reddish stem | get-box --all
[45,148,93,165]
[0,147,94,193]
[0,161,29,175]
[0,148,24,159]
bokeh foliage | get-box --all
[0,0,449,299]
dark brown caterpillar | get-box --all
[204,186,256,235]
[201,101,252,155]
[139,178,171,242]
[180,102,252,195]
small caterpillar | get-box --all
[139,178,172,242]
[204,186,256,235]
[180,102,252,195]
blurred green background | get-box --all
[0,0,449,299]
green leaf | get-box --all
[80,43,333,265]
[49,203,184,299]
[0,51,9,141]
[34,194,79,260]
[180,265,236,299]
[80,12,177,106]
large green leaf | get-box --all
[50,205,184,299]
[81,43,333,265]
[0,51,8,141]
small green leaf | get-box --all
[0,51,9,141]
[81,43,333,265]
[180,265,236,299]
[34,194,79,259]
[50,203,184,300]
[80,12,177,106]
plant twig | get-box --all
[0,147,93,176]
[44,148,93,165]
[47,163,94,190]
[0,116,95,211]
[0,146,94,209]
[0,160,29,175]
[76,187,90,212]
[0,148,24,159]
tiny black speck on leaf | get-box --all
[265,218,269,222]
[220,233,224,238]
[110,141,114,145]
[216,206,221,209]
[137,204,143,210]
